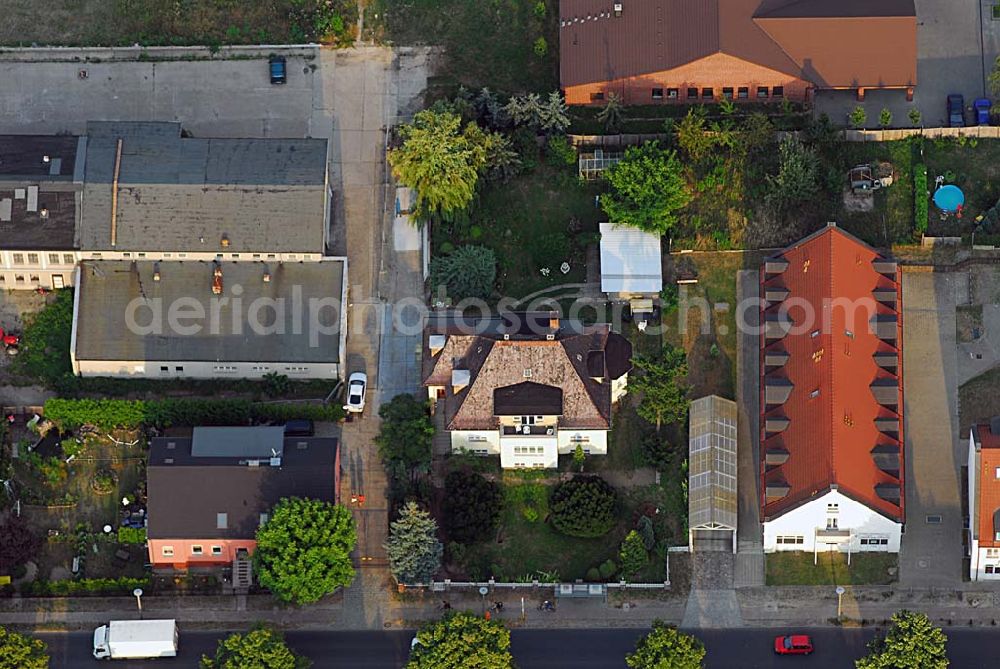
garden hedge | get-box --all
[914,163,928,234]
[25,576,150,597]
[43,398,344,431]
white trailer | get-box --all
[93,619,178,660]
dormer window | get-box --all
[523,369,532,378]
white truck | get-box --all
[92,619,179,660]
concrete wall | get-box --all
[74,358,341,380]
[565,53,810,106]
[762,489,902,553]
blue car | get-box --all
[974,98,992,125]
[269,56,287,85]
[947,94,964,127]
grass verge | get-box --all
[766,551,897,586]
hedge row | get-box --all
[24,576,151,597]
[914,163,928,233]
[44,398,344,431]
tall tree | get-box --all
[201,626,310,669]
[376,393,435,476]
[0,627,48,669]
[765,136,819,215]
[602,142,690,235]
[597,93,625,133]
[626,621,705,669]
[389,110,488,221]
[675,107,713,162]
[253,498,356,605]
[550,475,618,538]
[0,518,42,572]
[385,501,443,584]
[538,91,571,134]
[631,344,690,431]
[407,612,515,669]
[855,610,948,669]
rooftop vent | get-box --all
[39,207,48,220]
[212,264,223,295]
[42,155,50,164]
[152,262,161,282]
[262,265,271,283]
[221,234,230,248]
[614,2,623,16]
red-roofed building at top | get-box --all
[760,224,904,555]
[968,420,1000,580]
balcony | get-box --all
[501,424,555,437]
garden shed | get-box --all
[598,223,662,299]
[688,394,738,553]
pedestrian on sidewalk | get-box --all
[493,601,504,612]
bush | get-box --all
[620,530,649,579]
[549,476,617,538]
[636,515,656,551]
[640,433,672,470]
[117,527,147,545]
[598,559,618,579]
[533,36,548,57]
[429,244,497,300]
[545,135,577,167]
[586,567,601,582]
[443,471,502,543]
[13,289,74,386]
[914,163,928,234]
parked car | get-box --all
[284,419,314,437]
[974,98,992,125]
[774,634,813,655]
[269,56,287,85]
[947,94,965,127]
[343,372,368,413]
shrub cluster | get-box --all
[443,471,502,543]
[116,527,147,545]
[914,163,928,233]
[549,476,617,538]
[43,398,344,431]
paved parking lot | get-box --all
[899,271,966,587]
[815,0,986,127]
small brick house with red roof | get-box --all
[760,224,904,555]
[968,420,1000,580]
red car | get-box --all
[774,634,813,655]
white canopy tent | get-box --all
[598,223,662,297]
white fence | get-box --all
[402,575,671,594]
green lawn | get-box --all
[366,0,558,94]
[433,163,604,301]
[766,551,898,586]
[455,477,676,582]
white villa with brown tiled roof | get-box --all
[424,312,632,469]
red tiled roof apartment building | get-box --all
[968,420,1000,580]
[559,0,917,105]
[760,224,903,555]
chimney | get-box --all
[221,234,230,248]
[614,2,623,16]
[262,264,271,283]
[212,263,223,295]
[152,262,161,282]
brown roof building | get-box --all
[424,312,632,468]
[559,0,917,105]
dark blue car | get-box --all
[269,56,287,85]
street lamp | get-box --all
[835,586,845,620]
[133,588,143,617]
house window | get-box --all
[15,275,24,283]
[63,254,74,264]
[860,535,889,546]
[591,92,605,102]
[27,253,39,264]
[810,389,821,399]
[737,87,749,99]
[48,253,59,264]
[652,88,663,100]
[987,565,996,574]
[175,366,184,372]
[995,531,1000,542]
[827,503,839,514]
[468,435,488,443]
[0,276,5,284]
[687,88,698,99]
[667,88,678,100]
[722,87,734,100]
[162,546,174,557]
[160,366,169,372]
[137,252,146,258]
[217,513,228,529]
[986,548,1000,558]
[191,545,203,555]
[757,86,769,98]
[826,517,838,530]
[29,275,39,283]
[523,369,532,378]
[211,546,223,556]
[995,466,1000,479]
[701,87,714,99]
[123,252,131,258]
[773,86,784,98]
[12,253,24,265]
[777,535,804,545]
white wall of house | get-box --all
[500,435,558,469]
[0,250,78,289]
[557,429,609,455]
[762,489,902,553]
[611,373,628,405]
[450,430,501,455]
[73,359,341,380]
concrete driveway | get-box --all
[899,271,965,587]
[814,0,986,128]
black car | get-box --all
[269,55,287,85]
[947,94,965,127]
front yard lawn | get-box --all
[766,551,898,586]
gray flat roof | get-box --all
[0,135,79,181]
[79,121,328,253]
[0,187,77,250]
[74,259,345,364]
[191,426,286,458]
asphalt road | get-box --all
[40,627,997,668]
